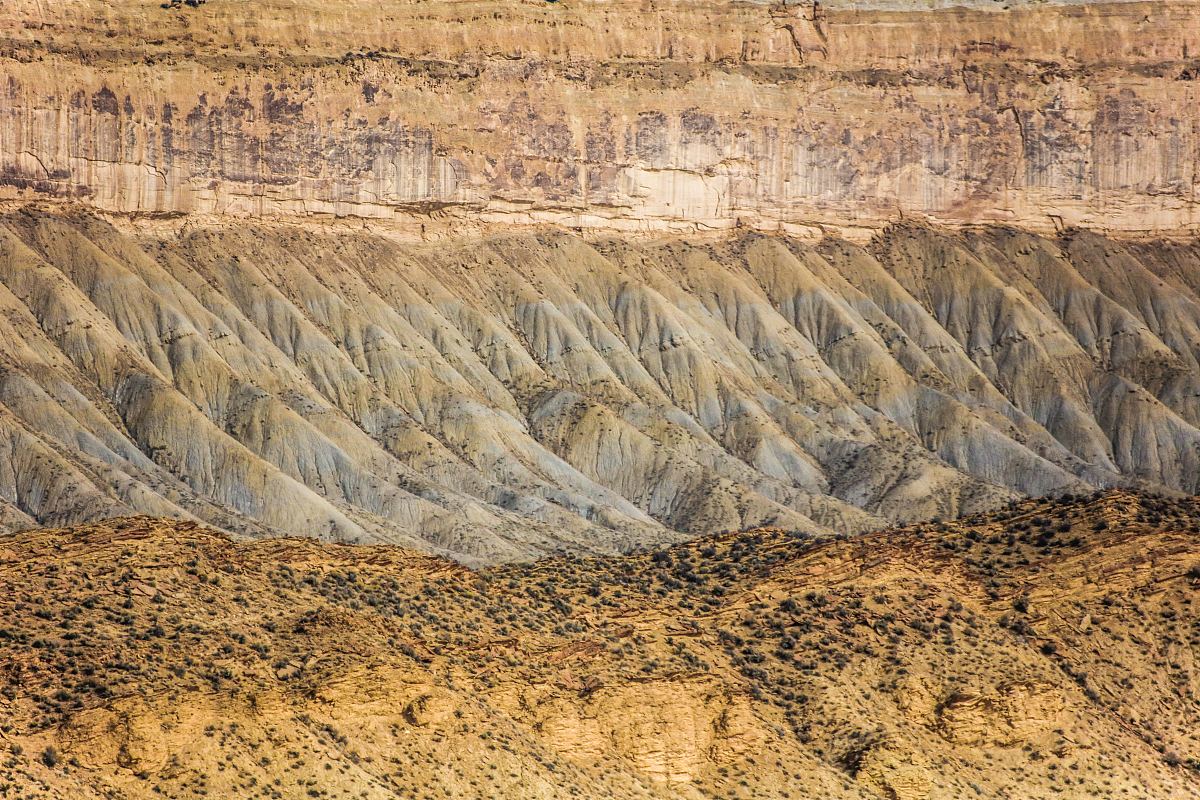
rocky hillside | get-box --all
[3,209,1200,558]
[3,0,1200,558]
[0,490,1196,799]
[1,0,1198,234]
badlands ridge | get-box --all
[2,212,1200,558]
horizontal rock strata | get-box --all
[0,0,1198,234]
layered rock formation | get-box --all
[1,0,1199,559]
[1,0,1198,234]
[2,209,1200,558]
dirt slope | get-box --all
[0,490,1196,798]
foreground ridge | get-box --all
[0,489,1197,798]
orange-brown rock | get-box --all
[0,490,1196,798]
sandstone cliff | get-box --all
[1,0,1198,234]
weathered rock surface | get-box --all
[2,0,1200,559]
[1,0,1198,234]
[1,209,1200,558]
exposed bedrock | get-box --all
[0,0,1198,234]
[1,209,1199,560]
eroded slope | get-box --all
[0,491,1196,798]
[2,210,1200,558]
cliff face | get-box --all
[3,2,1200,558]
[2,0,1199,235]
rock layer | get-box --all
[3,0,1200,559]
[1,0,1198,234]
[1,209,1200,558]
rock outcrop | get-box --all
[1,0,1198,234]
[2,1,1200,558]
[2,210,1200,558]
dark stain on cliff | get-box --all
[91,87,119,116]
